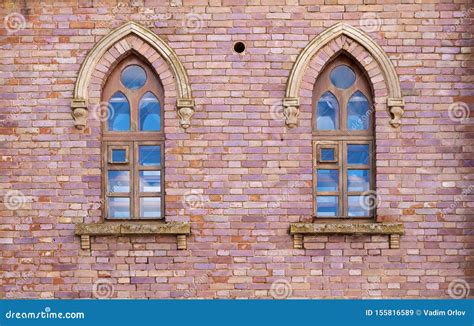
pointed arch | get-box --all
[71,21,194,130]
[283,22,404,128]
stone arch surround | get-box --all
[71,21,194,130]
[283,22,404,128]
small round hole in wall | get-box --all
[233,42,246,54]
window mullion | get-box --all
[370,140,375,217]
[161,140,165,218]
[132,141,139,219]
[103,142,109,220]
[341,140,347,217]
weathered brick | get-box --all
[0,0,471,300]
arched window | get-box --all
[313,55,374,218]
[102,55,164,220]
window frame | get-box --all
[312,55,375,221]
[317,143,338,163]
[108,145,130,164]
[101,55,165,221]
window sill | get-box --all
[75,221,191,250]
[290,222,404,249]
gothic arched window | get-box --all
[313,55,374,218]
[102,55,164,220]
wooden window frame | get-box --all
[108,146,130,164]
[317,143,338,163]
[312,55,375,221]
[101,55,165,221]
[133,141,165,219]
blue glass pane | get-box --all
[348,195,370,217]
[108,92,130,131]
[330,65,356,89]
[347,170,370,192]
[317,169,339,192]
[111,149,126,163]
[108,171,130,193]
[348,144,369,165]
[140,171,161,192]
[321,148,335,161]
[121,65,147,90]
[139,145,161,166]
[317,91,339,130]
[140,197,162,218]
[316,196,338,217]
[108,197,130,219]
[347,91,370,130]
[139,92,161,131]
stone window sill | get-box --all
[290,222,404,249]
[75,222,191,250]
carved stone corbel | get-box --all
[71,98,88,130]
[389,234,400,249]
[283,97,300,128]
[293,234,303,249]
[388,98,405,128]
[177,234,187,250]
[177,98,195,129]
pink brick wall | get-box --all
[0,0,472,299]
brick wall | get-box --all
[0,0,472,299]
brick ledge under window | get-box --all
[290,222,404,249]
[75,222,191,250]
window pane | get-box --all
[140,171,161,192]
[108,171,130,192]
[121,65,147,90]
[348,144,369,165]
[108,91,130,131]
[139,145,161,166]
[330,65,356,89]
[108,197,130,219]
[317,169,339,192]
[316,196,338,217]
[348,196,370,217]
[317,91,339,130]
[320,148,335,161]
[140,197,162,218]
[347,170,370,192]
[139,92,161,131]
[111,149,127,163]
[347,91,370,130]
